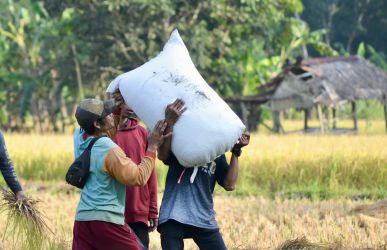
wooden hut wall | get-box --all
[270,74,314,111]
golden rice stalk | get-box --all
[0,189,52,249]
[277,236,327,250]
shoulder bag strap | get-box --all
[86,136,105,151]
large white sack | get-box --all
[107,29,245,167]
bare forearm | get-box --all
[159,99,186,161]
[223,154,239,191]
[223,132,250,191]
[157,125,173,161]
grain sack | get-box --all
[107,29,245,167]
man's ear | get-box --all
[93,120,101,130]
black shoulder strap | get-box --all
[86,136,105,151]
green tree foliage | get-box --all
[302,0,387,69]
[41,0,308,96]
[0,0,362,132]
[0,0,311,131]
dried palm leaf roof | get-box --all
[258,56,387,111]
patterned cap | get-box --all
[75,99,116,128]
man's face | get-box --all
[120,103,134,118]
[101,114,115,131]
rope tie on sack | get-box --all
[177,166,200,184]
[190,167,199,183]
[177,169,186,184]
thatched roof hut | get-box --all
[259,56,387,110]
[258,56,387,133]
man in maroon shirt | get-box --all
[114,103,158,249]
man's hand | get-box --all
[157,99,187,161]
[111,89,124,107]
[15,191,26,201]
[148,218,158,232]
[147,120,172,152]
[165,99,187,126]
[234,133,250,149]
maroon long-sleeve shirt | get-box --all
[114,118,158,224]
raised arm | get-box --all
[105,120,171,186]
[157,99,187,162]
[106,89,126,139]
[0,130,25,200]
[223,133,250,191]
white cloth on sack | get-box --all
[107,29,245,167]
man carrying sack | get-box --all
[71,98,170,250]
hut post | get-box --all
[317,104,325,133]
[272,110,282,133]
[351,101,358,131]
[332,107,337,129]
[324,107,330,130]
[304,109,308,131]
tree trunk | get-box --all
[352,101,358,131]
[304,109,309,131]
[60,90,70,133]
[47,77,62,132]
[30,94,44,133]
[72,44,85,100]
[247,104,261,132]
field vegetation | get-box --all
[0,186,385,249]
[3,121,386,199]
[0,123,386,249]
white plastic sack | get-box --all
[107,29,245,167]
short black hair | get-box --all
[81,117,105,135]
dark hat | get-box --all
[75,99,116,128]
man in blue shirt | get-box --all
[157,99,250,250]
[0,130,25,200]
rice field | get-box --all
[3,125,386,199]
[0,184,386,249]
[0,122,386,249]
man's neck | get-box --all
[118,117,129,130]
[91,130,107,137]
